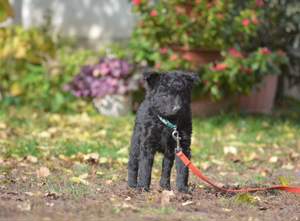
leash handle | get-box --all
[176,151,300,194]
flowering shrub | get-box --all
[130,0,264,70]
[0,0,13,22]
[66,58,139,99]
[199,47,288,100]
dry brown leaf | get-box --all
[84,153,99,163]
[36,167,50,178]
[269,156,278,163]
[182,200,193,206]
[224,146,238,155]
[26,155,38,163]
[17,201,31,211]
[161,190,175,206]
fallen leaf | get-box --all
[235,193,256,204]
[84,153,99,164]
[17,201,31,211]
[0,123,6,129]
[182,200,193,206]
[36,167,50,178]
[45,191,61,200]
[278,176,289,186]
[79,173,89,179]
[269,156,278,163]
[161,190,175,206]
[24,192,34,196]
[222,208,232,212]
[46,202,54,207]
[99,157,108,164]
[38,131,51,138]
[282,164,294,170]
[70,176,89,185]
[224,146,238,155]
[26,155,38,163]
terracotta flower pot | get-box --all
[238,75,278,114]
[191,96,235,117]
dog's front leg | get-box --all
[175,148,190,193]
[137,148,155,191]
[175,130,191,193]
[160,153,175,190]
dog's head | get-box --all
[143,70,199,117]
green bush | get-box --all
[0,24,99,112]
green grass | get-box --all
[1,102,300,177]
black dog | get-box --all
[128,70,199,192]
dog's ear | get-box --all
[143,70,161,90]
[183,72,200,86]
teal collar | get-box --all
[157,115,177,130]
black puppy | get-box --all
[128,70,198,192]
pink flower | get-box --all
[255,0,264,7]
[159,47,168,54]
[228,48,243,58]
[132,0,142,6]
[260,47,271,55]
[150,9,158,17]
[211,63,228,71]
[242,19,250,27]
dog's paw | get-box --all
[128,181,137,189]
[136,184,150,192]
[159,180,171,190]
[177,185,190,194]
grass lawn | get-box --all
[0,101,300,221]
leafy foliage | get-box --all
[199,47,288,99]
[0,0,13,22]
[130,0,264,70]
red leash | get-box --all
[157,115,300,194]
[176,151,300,194]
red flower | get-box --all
[242,19,250,27]
[255,0,264,7]
[228,48,243,58]
[245,68,253,75]
[277,50,286,57]
[155,63,161,69]
[260,47,271,55]
[159,47,168,55]
[132,0,142,6]
[216,13,224,20]
[150,9,158,17]
[170,54,178,61]
[251,16,259,25]
[211,63,228,71]
[195,0,201,4]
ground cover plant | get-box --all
[0,100,300,220]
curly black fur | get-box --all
[128,70,199,192]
